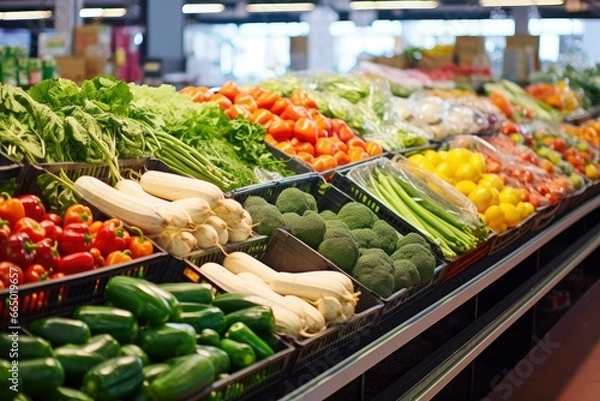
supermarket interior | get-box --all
[0,0,599,400]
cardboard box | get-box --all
[369,55,412,69]
[55,56,86,85]
[74,24,111,57]
[506,35,540,71]
[290,36,307,71]
[455,36,486,52]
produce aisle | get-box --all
[0,69,599,401]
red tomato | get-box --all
[251,109,274,126]
[209,93,233,111]
[315,138,339,156]
[268,117,293,142]
[219,81,241,101]
[293,118,319,144]
[234,94,258,112]
[256,91,280,110]
[271,98,291,116]
[294,142,315,156]
[281,104,309,121]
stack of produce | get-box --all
[345,158,489,259]
[179,82,384,172]
[525,81,582,114]
[530,64,600,108]
[1,277,284,400]
[561,120,600,148]
[485,80,562,123]
[73,171,253,257]
[405,148,535,234]
[259,72,429,151]
[240,188,437,299]
[0,194,154,289]
[200,252,360,337]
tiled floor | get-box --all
[485,280,600,401]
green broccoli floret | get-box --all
[325,220,349,230]
[250,204,285,236]
[319,210,338,221]
[396,232,431,252]
[351,229,379,249]
[371,220,399,255]
[359,248,394,271]
[287,211,326,250]
[323,226,354,241]
[337,202,378,230]
[275,188,317,215]
[392,260,420,291]
[392,244,436,282]
[318,237,359,272]
[282,212,301,228]
[351,254,395,298]
[243,196,268,210]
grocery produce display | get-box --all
[1,64,599,401]
[178,82,385,172]
[1,276,290,400]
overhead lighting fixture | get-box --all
[246,2,316,13]
[0,10,53,20]
[350,1,439,10]
[79,8,127,18]
[182,3,226,14]
[480,0,563,6]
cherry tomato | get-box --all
[293,118,318,144]
[234,94,258,112]
[315,138,339,156]
[209,93,233,111]
[268,117,293,142]
[294,142,315,156]
[365,142,383,156]
[219,81,241,101]
[251,108,274,126]
[275,142,296,155]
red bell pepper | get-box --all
[128,227,154,259]
[63,204,93,226]
[56,252,95,275]
[0,261,23,288]
[1,232,37,268]
[16,194,46,221]
[23,264,50,283]
[42,213,62,226]
[0,219,11,241]
[34,238,60,270]
[92,219,130,255]
[13,217,46,243]
[49,272,65,280]
[60,223,93,254]
[40,220,63,243]
[90,247,105,268]
[0,194,25,228]
[105,250,133,266]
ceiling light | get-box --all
[182,3,226,14]
[0,10,53,20]
[350,1,439,10]
[79,8,127,18]
[480,0,563,6]
[246,2,316,13]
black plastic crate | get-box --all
[530,202,561,232]
[185,235,270,272]
[233,174,445,317]
[554,183,590,218]
[0,151,22,187]
[487,211,536,256]
[259,229,382,372]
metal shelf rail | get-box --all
[279,196,600,401]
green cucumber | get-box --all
[120,344,150,366]
[29,318,91,346]
[218,339,256,370]
[195,345,231,375]
[224,306,275,335]
[142,363,171,383]
[53,346,105,384]
[80,334,120,360]
[51,386,94,401]
[72,305,139,344]
[176,307,226,335]
[225,322,274,360]
[158,282,215,304]
[137,325,196,362]
[164,322,196,337]
[148,354,215,401]
[20,358,65,398]
[81,356,144,401]
[195,328,221,347]
[180,302,213,312]
[0,333,52,360]
[212,293,262,314]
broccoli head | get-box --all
[282,212,301,228]
[392,259,420,291]
[325,220,349,230]
[318,237,359,272]
[250,204,285,236]
[396,232,431,252]
[337,202,378,230]
[351,254,395,298]
[371,220,399,255]
[287,211,326,250]
[351,229,379,249]
[323,226,355,241]
[359,248,394,270]
[243,196,268,210]
[319,210,338,221]
[275,188,318,215]
[392,244,436,282]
